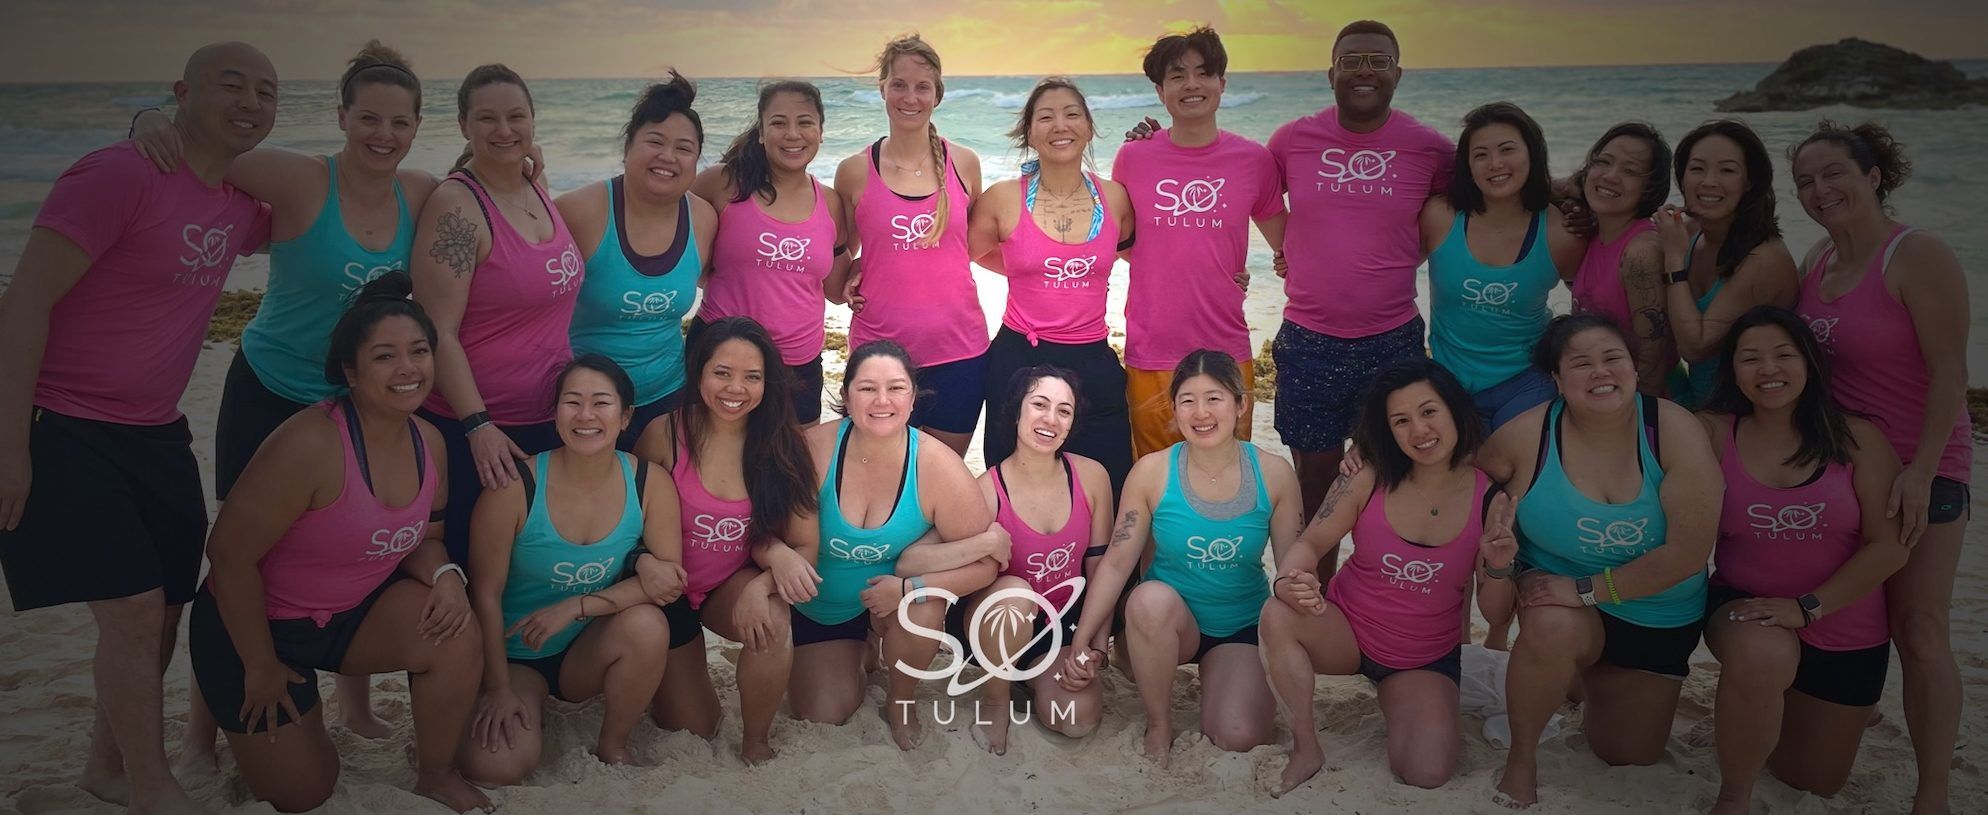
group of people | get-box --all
[0,17,1971,815]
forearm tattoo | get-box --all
[1108,510,1139,549]
[1310,473,1353,525]
[431,210,478,278]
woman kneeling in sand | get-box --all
[1058,349,1304,766]
[636,317,820,764]
[458,355,685,782]
[191,274,488,812]
[1262,357,1504,795]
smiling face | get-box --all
[844,354,914,438]
[460,82,534,166]
[1792,140,1882,230]
[343,314,433,414]
[1553,327,1637,414]
[700,338,766,424]
[880,54,941,130]
[1014,376,1076,456]
[1027,87,1093,164]
[176,44,279,157]
[1328,33,1399,120]
[1732,323,1807,412]
[1156,47,1225,123]
[555,368,631,454]
[625,112,700,200]
[1583,135,1654,218]
[1385,381,1457,467]
[760,90,823,175]
[1681,133,1748,222]
[338,82,420,176]
[1172,374,1244,445]
[1469,122,1529,204]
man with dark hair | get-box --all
[0,41,275,813]
[1116,26,1288,459]
[1266,20,1453,577]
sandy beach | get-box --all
[0,329,1981,815]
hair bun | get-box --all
[352,269,414,304]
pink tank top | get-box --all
[992,454,1091,612]
[849,139,988,367]
[421,170,583,424]
[1797,227,1971,482]
[1713,420,1888,650]
[254,400,437,626]
[997,172,1118,345]
[1325,470,1486,669]
[1570,220,1678,373]
[702,178,840,366]
[672,426,754,609]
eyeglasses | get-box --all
[1335,53,1396,72]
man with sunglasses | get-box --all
[1266,20,1453,580]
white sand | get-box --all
[0,338,1982,814]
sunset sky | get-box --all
[3,0,1982,81]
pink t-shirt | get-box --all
[849,139,988,367]
[672,427,754,610]
[33,143,270,425]
[1325,470,1485,669]
[1268,109,1452,338]
[1712,423,1887,650]
[997,172,1119,346]
[701,178,839,366]
[1113,130,1285,369]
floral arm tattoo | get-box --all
[431,210,478,278]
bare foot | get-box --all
[127,782,204,815]
[1708,797,1750,815]
[883,705,924,751]
[1910,792,1949,815]
[1493,764,1538,809]
[1141,724,1174,768]
[1865,709,1884,728]
[974,716,1011,756]
[171,742,220,785]
[77,763,129,806]
[415,770,495,813]
[341,710,393,740]
[1273,747,1325,797]
[595,742,638,766]
[740,739,776,766]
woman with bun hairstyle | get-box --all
[1565,122,1674,398]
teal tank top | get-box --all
[501,451,645,659]
[1427,210,1559,392]
[1514,398,1705,628]
[1672,275,1727,410]
[796,420,932,625]
[1143,443,1274,637]
[570,177,700,407]
[241,155,414,403]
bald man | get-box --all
[0,41,275,814]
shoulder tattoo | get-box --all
[431,209,478,278]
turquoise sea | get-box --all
[1,63,1982,382]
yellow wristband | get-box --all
[1603,567,1623,605]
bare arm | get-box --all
[820,184,854,304]
[966,181,1013,271]
[1803,420,1910,617]
[1068,454,1162,651]
[1608,400,1723,601]
[1418,197,1454,258]
[204,416,332,686]
[1620,236,1675,394]
[468,477,527,691]
[1544,205,1589,281]
[0,229,89,530]
[1892,234,1971,546]
[1667,240,1798,362]
[1287,470,1374,574]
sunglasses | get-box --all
[1335,53,1397,72]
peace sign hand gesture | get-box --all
[1479,492,1518,574]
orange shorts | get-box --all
[1125,361,1255,460]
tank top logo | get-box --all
[1043,255,1099,288]
[690,513,750,552]
[889,213,938,249]
[1804,315,1839,347]
[1185,534,1245,568]
[1462,278,1520,310]
[340,260,405,298]
[1026,541,1078,582]
[1151,178,1227,229]
[756,232,812,272]
[550,556,618,591]
[1745,502,1828,541]
[1379,552,1444,593]
[365,520,426,560]
[546,245,582,294]
[619,289,679,319]
[1316,148,1398,195]
[828,537,891,565]
[1575,517,1648,553]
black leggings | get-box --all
[981,327,1132,495]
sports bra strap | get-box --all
[1879,227,1919,277]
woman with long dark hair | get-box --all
[1566,122,1673,397]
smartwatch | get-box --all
[1797,593,1821,627]
[1575,575,1599,607]
[461,410,493,434]
[1667,268,1691,285]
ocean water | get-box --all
[1,64,1983,382]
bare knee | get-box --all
[419,615,484,671]
[265,778,336,813]
[1394,756,1454,790]
[1513,607,1590,657]
[791,691,861,726]
[1716,631,1799,693]
[1257,598,1299,643]
[1591,740,1664,767]
[1206,719,1271,752]
[1123,583,1181,635]
[461,747,537,787]
[609,605,671,663]
[1037,694,1102,738]
[1891,607,1952,664]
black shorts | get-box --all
[510,648,578,703]
[1930,476,1970,525]
[1596,608,1704,680]
[214,348,311,500]
[418,410,561,565]
[1270,317,1426,453]
[188,578,396,733]
[943,591,1085,670]
[1359,644,1464,685]
[791,607,872,647]
[981,326,1133,494]
[622,388,684,452]
[660,596,706,650]
[0,408,206,611]
[1191,625,1260,664]
[909,352,989,436]
[1705,584,1891,707]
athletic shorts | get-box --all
[510,648,579,703]
[1930,476,1970,525]
[622,387,684,452]
[943,591,1085,670]
[909,352,989,436]
[660,596,706,650]
[418,410,561,566]
[1596,608,1704,680]
[982,326,1133,492]
[1191,625,1260,664]
[1127,361,1255,461]
[1358,644,1464,685]
[791,607,872,647]
[1705,584,1890,707]
[188,578,396,733]
[214,348,312,500]
[1471,367,1556,433]
[1271,317,1426,453]
[0,408,206,611]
